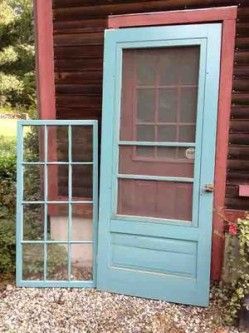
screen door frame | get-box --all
[97,23,221,306]
[112,38,206,227]
[107,7,237,281]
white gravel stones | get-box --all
[0,287,244,333]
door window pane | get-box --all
[159,49,179,85]
[118,179,193,221]
[179,48,200,84]
[179,126,196,142]
[158,89,177,122]
[120,46,200,143]
[136,125,155,141]
[180,88,198,123]
[136,51,157,85]
[119,146,194,178]
[118,46,199,222]
[158,125,177,142]
[137,89,155,122]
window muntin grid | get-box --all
[16,120,98,287]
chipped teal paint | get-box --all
[97,24,222,306]
[16,120,98,288]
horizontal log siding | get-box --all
[52,0,249,211]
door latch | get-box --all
[203,184,214,192]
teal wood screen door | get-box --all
[97,24,221,306]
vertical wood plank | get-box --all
[34,0,56,119]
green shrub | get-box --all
[218,215,249,325]
[0,219,15,275]
[0,135,16,158]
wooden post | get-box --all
[34,0,56,120]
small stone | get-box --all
[215,329,229,333]
[6,284,13,291]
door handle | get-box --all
[203,184,214,192]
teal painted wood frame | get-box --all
[16,120,98,288]
[113,36,206,227]
[97,24,221,306]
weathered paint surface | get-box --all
[97,24,221,305]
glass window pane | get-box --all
[47,244,68,280]
[158,89,177,122]
[159,48,180,85]
[179,126,196,142]
[47,126,68,162]
[136,51,157,85]
[157,147,195,162]
[157,147,177,159]
[23,126,44,162]
[137,89,155,122]
[136,125,155,141]
[72,204,93,242]
[119,146,194,178]
[48,165,68,201]
[24,165,44,201]
[179,47,200,84]
[47,204,68,241]
[136,147,155,158]
[120,46,200,143]
[117,180,193,221]
[157,125,177,141]
[23,244,44,280]
[180,88,198,123]
[23,204,44,241]
[72,126,93,162]
[72,165,93,199]
[71,244,93,281]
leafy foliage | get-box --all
[0,142,16,275]
[0,140,16,220]
[217,216,249,325]
[0,219,16,275]
[0,0,35,113]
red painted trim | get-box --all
[34,0,56,120]
[108,7,237,280]
[108,7,237,28]
[213,17,236,280]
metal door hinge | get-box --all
[203,184,214,192]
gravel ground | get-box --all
[0,286,246,333]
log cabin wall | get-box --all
[52,0,249,212]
